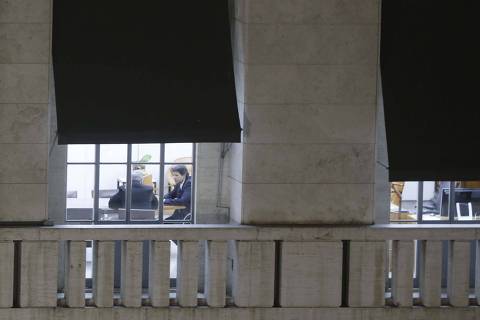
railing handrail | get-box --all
[0,223,479,241]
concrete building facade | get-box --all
[0,1,477,320]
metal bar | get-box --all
[417,181,424,222]
[448,181,456,223]
[159,144,165,223]
[93,145,100,223]
[191,143,196,224]
[125,144,133,223]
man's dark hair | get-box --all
[171,164,189,177]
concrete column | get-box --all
[231,240,275,307]
[120,241,143,307]
[229,0,380,224]
[176,241,199,307]
[65,241,86,307]
[92,241,115,307]
[348,241,386,307]
[280,241,342,307]
[0,241,14,307]
[205,240,228,307]
[0,0,51,223]
[447,241,470,307]
[419,240,442,307]
[149,240,170,307]
[391,240,414,307]
[19,240,58,307]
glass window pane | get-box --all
[453,180,480,221]
[132,144,160,164]
[66,164,94,221]
[67,145,95,163]
[100,144,127,163]
[390,181,416,223]
[419,181,445,222]
[98,164,127,221]
[130,165,160,221]
[164,143,193,163]
[163,164,192,223]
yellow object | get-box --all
[390,181,404,206]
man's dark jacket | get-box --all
[108,183,158,209]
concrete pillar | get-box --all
[348,241,386,307]
[19,240,58,307]
[280,241,342,307]
[0,0,51,223]
[0,241,14,307]
[176,241,199,307]
[205,240,228,307]
[231,241,275,307]
[391,240,414,307]
[65,241,86,307]
[120,241,143,307]
[149,240,170,307]
[229,0,380,224]
[447,241,470,307]
[92,241,115,307]
[419,240,442,307]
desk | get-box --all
[163,205,186,216]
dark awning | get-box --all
[52,1,241,144]
[381,1,480,181]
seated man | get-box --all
[109,171,159,210]
[164,165,191,221]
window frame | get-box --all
[66,143,196,224]
[390,181,480,225]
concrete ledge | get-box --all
[0,306,479,320]
[0,224,479,241]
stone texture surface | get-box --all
[92,241,115,307]
[0,143,47,183]
[195,143,231,224]
[243,104,376,144]
[205,240,228,307]
[229,0,380,224]
[0,183,47,221]
[244,65,377,105]
[0,307,477,320]
[242,143,374,184]
[447,241,470,307]
[0,241,13,307]
[241,183,373,224]
[20,241,58,307]
[65,241,85,307]
[0,0,51,223]
[120,241,143,307]
[0,64,48,103]
[148,241,170,307]
[237,23,378,65]
[348,241,386,307]
[234,0,380,25]
[0,23,50,63]
[0,104,48,143]
[419,240,442,307]
[232,241,275,307]
[176,241,199,307]
[280,241,342,307]
[391,240,414,307]
[0,0,51,23]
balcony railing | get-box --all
[0,224,479,319]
